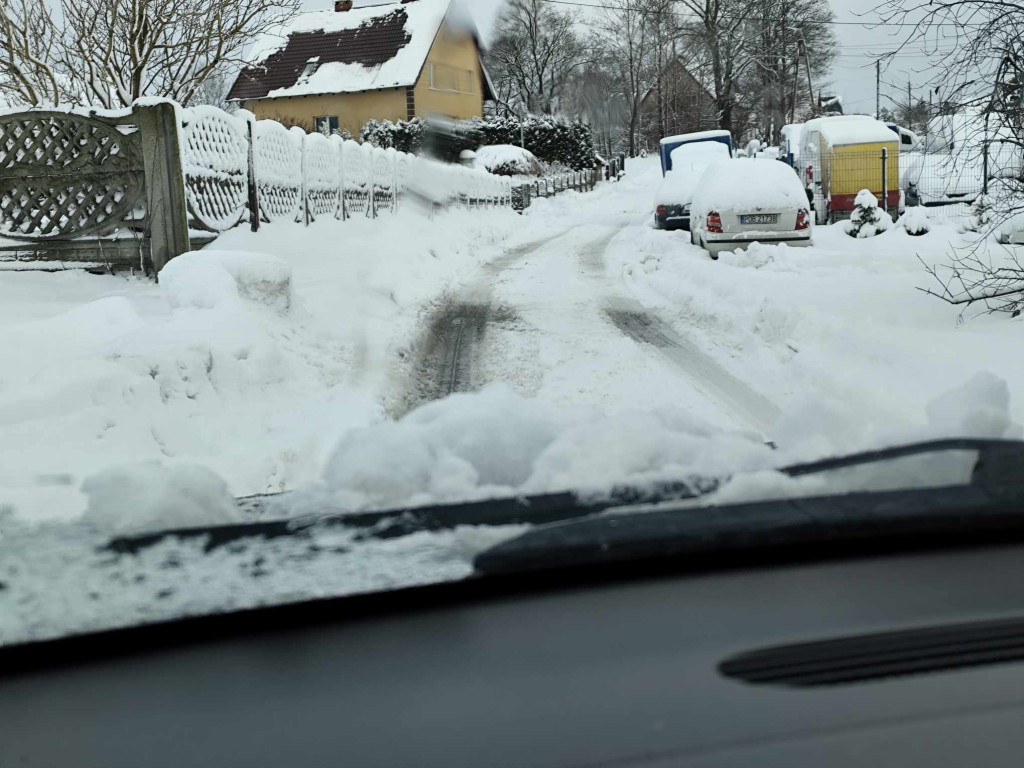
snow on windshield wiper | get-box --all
[474,439,1024,576]
[104,439,1024,558]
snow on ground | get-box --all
[3,155,1023,530]
[0,208,545,522]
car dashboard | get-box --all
[2,541,1024,768]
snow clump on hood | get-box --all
[81,462,241,533]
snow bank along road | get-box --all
[2,156,1023,524]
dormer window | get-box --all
[300,57,320,81]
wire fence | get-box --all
[800,144,1022,228]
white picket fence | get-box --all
[180,105,515,235]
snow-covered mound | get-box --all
[159,250,293,311]
[898,206,931,236]
[475,144,544,177]
[320,384,774,511]
[82,462,241,532]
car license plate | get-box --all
[741,214,778,225]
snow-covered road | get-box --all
[2,156,1022,525]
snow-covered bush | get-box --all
[897,206,931,236]
[474,145,544,177]
[963,193,994,233]
[360,117,424,154]
[844,189,893,238]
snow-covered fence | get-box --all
[515,168,600,210]
[179,104,514,234]
[0,102,189,274]
[251,121,302,223]
[1,101,517,273]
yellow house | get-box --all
[227,0,494,139]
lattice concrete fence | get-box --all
[0,102,515,275]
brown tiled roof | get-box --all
[228,9,414,101]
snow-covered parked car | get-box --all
[474,145,544,177]
[654,141,731,231]
[690,158,812,257]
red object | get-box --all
[796,209,810,230]
[806,165,814,183]
[829,190,901,213]
[656,205,668,216]
[707,211,724,234]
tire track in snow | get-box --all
[603,299,781,437]
[398,227,583,413]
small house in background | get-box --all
[640,57,718,151]
[227,0,494,139]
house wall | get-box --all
[413,22,485,121]
[243,88,408,139]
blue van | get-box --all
[659,130,733,176]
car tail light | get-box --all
[796,208,810,230]
[707,211,724,234]
[656,205,668,215]
[806,165,814,183]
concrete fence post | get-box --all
[246,116,260,233]
[134,102,191,275]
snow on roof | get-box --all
[660,129,732,146]
[670,141,730,168]
[817,119,899,146]
[228,0,454,101]
[692,158,806,216]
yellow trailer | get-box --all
[817,120,900,222]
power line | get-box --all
[538,0,991,26]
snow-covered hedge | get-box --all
[361,114,597,171]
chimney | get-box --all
[334,0,352,11]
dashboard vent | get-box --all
[719,617,1024,687]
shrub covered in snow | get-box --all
[963,193,994,233]
[474,145,544,177]
[844,189,893,238]
[897,206,931,236]
[361,117,425,154]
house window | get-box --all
[429,63,475,94]
[315,115,340,135]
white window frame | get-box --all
[314,115,340,135]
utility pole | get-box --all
[907,79,913,128]
[876,59,881,118]
[799,33,815,116]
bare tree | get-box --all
[0,0,300,109]
[0,0,63,106]
[594,0,657,156]
[877,0,1024,317]
[487,0,588,115]
[61,0,301,108]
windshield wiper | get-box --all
[473,439,1024,576]
[105,438,1024,558]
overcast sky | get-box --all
[319,0,945,121]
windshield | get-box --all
[2,0,1024,646]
